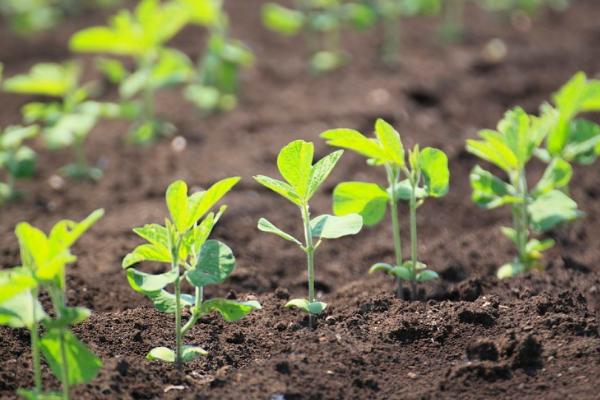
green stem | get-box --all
[49,287,70,400]
[409,176,418,300]
[30,287,42,394]
[386,165,403,298]
[181,286,203,337]
[74,136,88,171]
[170,239,183,368]
[301,204,316,329]
[514,170,529,265]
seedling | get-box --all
[467,107,582,279]
[122,179,260,367]
[0,125,38,203]
[0,209,104,400]
[536,72,600,167]
[254,140,363,328]
[2,61,119,180]
[177,0,255,113]
[70,0,192,144]
[322,119,448,299]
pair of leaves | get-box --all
[3,62,80,97]
[257,214,363,246]
[496,236,554,279]
[528,190,582,233]
[147,345,207,363]
[254,140,343,206]
[285,299,327,315]
[369,262,438,282]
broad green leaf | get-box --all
[186,240,235,287]
[182,345,208,361]
[563,119,600,164]
[0,125,38,149]
[387,179,426,201]
[374,119,404,166]
[416,270,439,282]
[526,238,555,254]
[201,299,261,321]
[122,244,172,268]
[497,261,526,279]
[142,289,194,314]
[254,175,302,205]
[368,262,394,275]
[40,330,102,385]
[15,222,50,271]
[187,177,239,228]
[150,48,194,90]
[419,147,449,197]
[0,267,37,302]
[8,146,36,178]
[42,307,90,330]
[48,209,104,253]
[147,347,175,362]
[284,298,327,315]
[133,224,169,248]
[182,210,222,256]
[177,0,221,26]
[466,137,517,174]
[257,218,302,246]
[126,268,178,292]
[469,166,521,209]
[333,182,388,226]
[166,180,190,232]
[310,214,363,239]
[531,158,572,197]
[262,3,305,36]
[0,291,46,329]
[277,140,314,198]
[369,263,412,280]
[500,226,518,245]
[498,107,533,168]
[321,128,388,163]
[307,150,343,199]
[3,62,79,97]
[528,190,582,232]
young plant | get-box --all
[2,61,119,180]
[122,179,260,367]
[254,140,363,328]
[70,0,192,144]
[0,125,38,203]
[322,119,448,299]
[177,0,255,113]
[0,209,104,400]
[467,107,582,279]
[536,72,600,167]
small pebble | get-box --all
[48,175,65,190]
[407,372,417,379]
[171,136,187,153]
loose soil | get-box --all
[1,1,600,399]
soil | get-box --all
[1,0,600,399]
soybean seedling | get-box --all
[254,140,363,328]
[322,119,448,299]
[2,61,119,180]
[0,125,38,203]
[122,179,260,367]
[177,0,255,113]
[70,0,192,144]
[467,107,582,279]
[0,209,104,400]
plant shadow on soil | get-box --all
[1,0,600,399]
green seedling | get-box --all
[177,0,255,113]
[0,125,38,203]
[254,140,363,328]
[322,119,448,299]
[122,179,260,367]
[467,107,582,279]
[262,0,376,72]
[2,61,120,180]
[70,0,192,144]
[536,72,600,167]
[0,209,104,400]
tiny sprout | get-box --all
[254,140,363,328]
[322,119,449,299]
[0,125,38,203]
[122,179,260,367]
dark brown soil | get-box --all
[1,1,600,399]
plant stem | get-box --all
[181,286,203,337]
[174,274,182,368]
[386,165,403,298]
[513,170,529,265]
[30,287,42,394]
[49,288,70,400]
[301,204,316,329]
[409,177,418,300]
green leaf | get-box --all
[416,270,439,282]
[277,140,314,198]
[310,214,363,239]
[187,177,239,228]
[392,265,412,280]
[497,261,526,279]
[257,218,302,246]
[122,244,172,268]
[526,238,555,254]
[469,166,520,209]
[0,267,37,303]
[0,291,46,329]
[368,262,394,275]
[3,62,79,97]
[500,226,518,245]
[201,299,261,321]
[126,267,178,292]
[147,346,175,362]
[563,119,600,164]
[48,209,105,253]
[40,330,102,385]
[332,182,388,226]
[321,128,388,164]
[254,175,302,206]
[16,389,62,400]
[0,125,38,149]
[42,307,90,330]
[182,345,208,361]
[531,158,572,197]
[141,290,194,314]
[186,240,236,287]
[133,224,169,248]
[419,147,449,197]
[374,119,405,166]
[307,150,343,200]
[261,3,304,36]
[166,180,190,233]
[528,190,582,232]
[284,298,327,315]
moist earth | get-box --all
[1,0,600,399]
